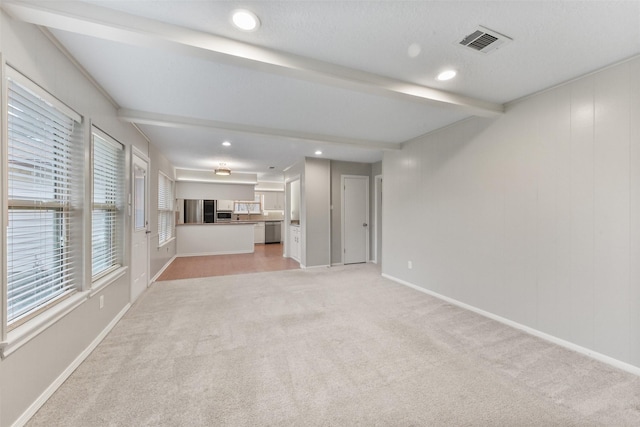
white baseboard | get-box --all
[301,264,330,270]
[150,255,177,283]
[331,262,344,267]
[381,273,640,377]
[12,303,131,427]
[176,249,253,257]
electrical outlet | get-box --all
[99,295,104,309]
[408,261,413,269]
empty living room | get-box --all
[1,1,640,426]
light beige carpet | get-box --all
[28,264,640,426]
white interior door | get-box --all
[131,152,150,302]
[343,175,369,264]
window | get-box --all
[234,194,262,214]
[6,70,82,327]
[158,172,174,245]
[92,130,124,279]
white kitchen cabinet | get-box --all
[289,225,300,261]
[263,191,285,211]
[254,222,265,244]
[217,200,234,211]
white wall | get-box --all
[149,143,177,279]
[175,181,255,200]
[176,224,254,256]
[290,179,301,221]
[0,13,159,426]
[383,56,640,368]
[304,158,331,267]
[255,181,285,192]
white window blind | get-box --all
[158,172,174,245]
[7,74,82,326]
[92,130,124,279]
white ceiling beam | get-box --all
[118,108,401,151]
[3,0,504,117]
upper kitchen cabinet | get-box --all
[262,191,285,211]
[217,200,234,211]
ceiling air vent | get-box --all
[459,26,512,54]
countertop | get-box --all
[178,219,284,226]
[178,221,257,226]
[232,219,284,223]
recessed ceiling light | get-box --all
[437,70,457,81]
[315,150,323,155]
[231,9,260,32]
[222,141,231,147]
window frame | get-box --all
[233,194,263,215]
[3,67,83,331]
[91,127,125,282]
[157,171,174,246]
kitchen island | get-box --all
[176,222,255,256]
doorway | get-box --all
[342,175,369,264]
[131,150,150,302]
[374,175,382,264]
[286,177,301,262]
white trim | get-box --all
[10,303,131,427]
[373,174,382,264]
[300,264,330,270]
[158,236,176,249]
[131,151,151,304]
[157,171,175,245]
[382,273,640,377]
[119,108,400,152]
[2,1,504,118]
[92,126,125,151]
[90,127,126,288]
[1,292,89,359]
[341,175,370,265]
[284,176,301,260]
[90,266,128,297]
[83,119,94,291]
[131,146,149,163]
[176,250,253,257]
[5,65,82,122]
[150,255,176,283]
[331,262,344,267]
[1,54,8,343]
[505,53,640,109]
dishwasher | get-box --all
[264,221,281,244]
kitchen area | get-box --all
[175,191,287,257]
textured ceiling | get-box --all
[4,0,640,181]
[78,0,640,103]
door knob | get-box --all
[363,223,368,227]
